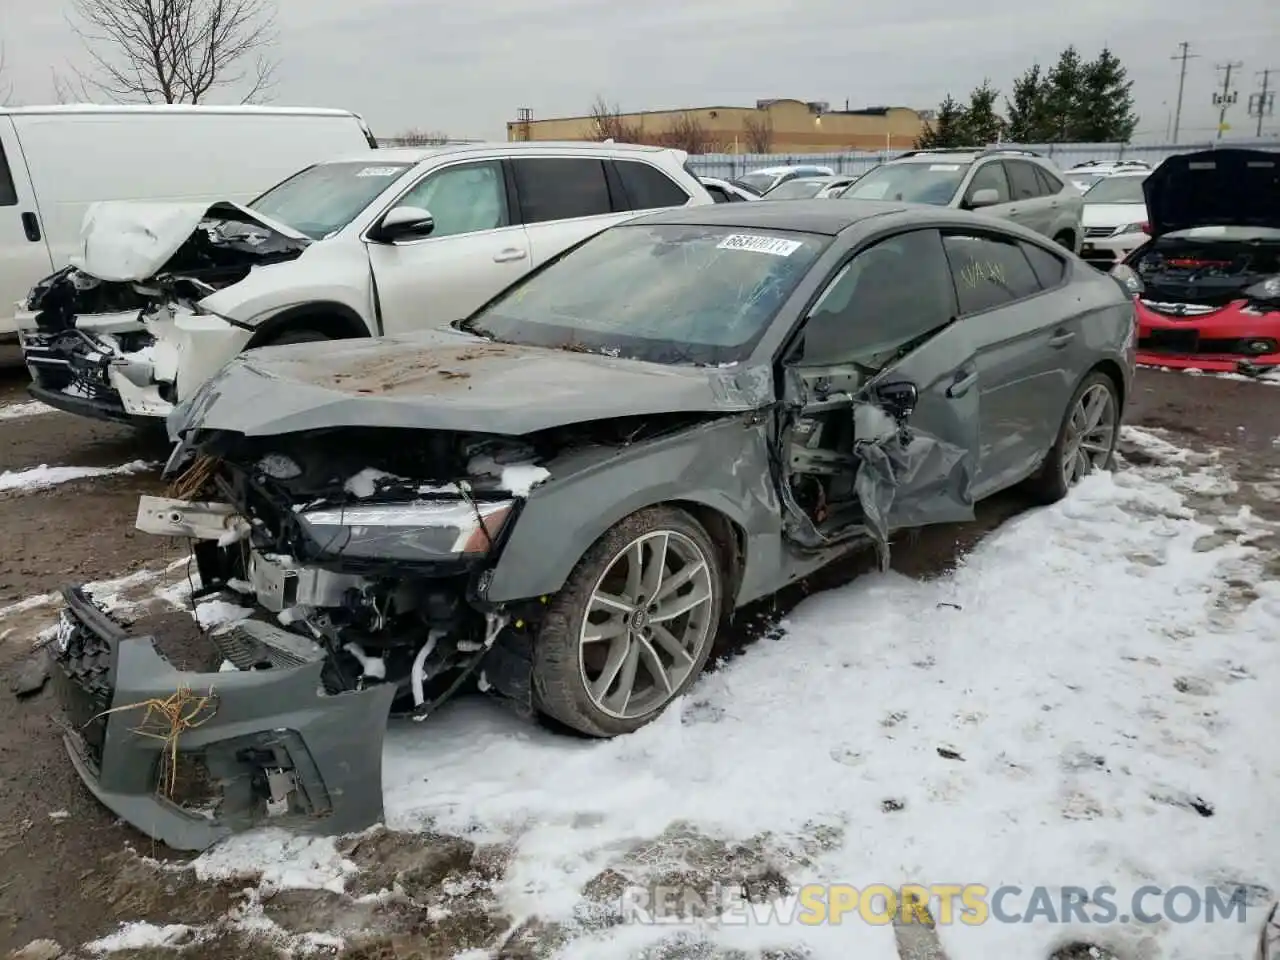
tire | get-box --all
[1026,370,1121,504]
[266,328,332,346]
[1054,231,1075,251]
[532,506,724,738]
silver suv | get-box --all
[842,147,1085,252]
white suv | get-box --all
[20,141,713,424]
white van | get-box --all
[0,104,378,344]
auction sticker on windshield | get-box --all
[717,234,804,256]
[355,166,404,178]
[929,164,962,171]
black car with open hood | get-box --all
[1142,148,1280,237]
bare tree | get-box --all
[64,0,279,104]
[587,95,646,142]
[741,113,774,153]
[384,128,452,146]
[654,112,718,154]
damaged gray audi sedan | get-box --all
[49,200,1136,850]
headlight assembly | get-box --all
[298,499,515,562]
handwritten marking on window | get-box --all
[956,259,1006,289]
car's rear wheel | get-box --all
[532,506,723,737]
[1028,371,1121,503]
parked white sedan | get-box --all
[1078,169,1151,270]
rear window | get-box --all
[735,171,777,194]
[615,160,689,210]
[765,180,827,200]
[250,161,414,239]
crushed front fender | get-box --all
[48,585,397,852]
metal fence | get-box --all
[684,137,1280,180]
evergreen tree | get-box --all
[1075,47,1139,142]
[915,94,968,148]
[1043,46,1085,141]
[1005,64,1050,142]
[962,79,1005,145]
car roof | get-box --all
[1096,169,1150,178]
[319,140,678,165]
[626,198,1063,247]
[624,198,915,235]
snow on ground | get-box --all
[0,558,198,649]
[190,427,1278,960]
[85,922,192,954]
[0,460,155,493]
[1140,363,1280,387]
[0,399,56,421]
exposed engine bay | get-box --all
[1132,235,1280,309]
[154,416,709,720]
[20,204,310,416]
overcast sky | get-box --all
[2,0,1276,144]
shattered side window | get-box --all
[798,229,956,366]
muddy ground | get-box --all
[0,364,1276,958]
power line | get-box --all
[1170,41,1199,143]
[1251,69,1277,137]
[1213,60,1244,139]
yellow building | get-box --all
[506,99,928,153]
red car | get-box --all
[1108,148,1280,375]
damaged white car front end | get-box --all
[19,201,313,425]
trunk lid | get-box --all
[1143,149,1280,237]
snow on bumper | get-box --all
[1135,299,1280,374]
[48,585,396,852]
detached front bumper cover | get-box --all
[49,585,397,852]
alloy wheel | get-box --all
[1060,382,1117,487]
[578,530,717,720]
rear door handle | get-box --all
[21,212,41,243]
[1048,329,1075,348]
[493,248,527,263]
[946,369,978,399]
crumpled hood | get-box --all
[169,326,772,439]
[1143,149,1280,237]
[73,200,311,283]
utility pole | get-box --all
[1251,69,1276,137]
[1170,41,1198,143]
[1213,61,1244,139]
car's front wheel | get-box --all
[532,506,724,737]
[1028,370,1121,503]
